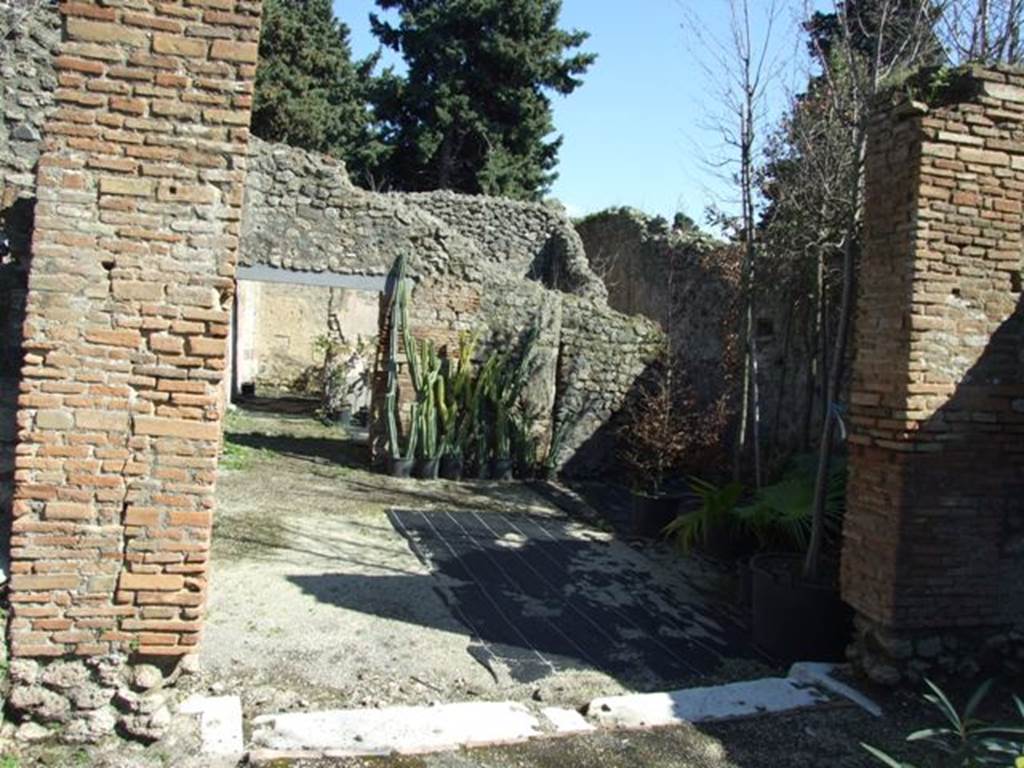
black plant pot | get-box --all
[491,458,514,481]
[389,456,415,479]
[698,523,756,562]
[629,492,680,539]
[415,457,440,480]
[439,454,464,481]
[750,553,853,662]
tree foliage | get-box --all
[369,0,595,199]
[252,0,382,180]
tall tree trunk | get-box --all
[804,122,864,581]
[733,98,761,487]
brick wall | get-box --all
[843,69,1024,642]
[8,0,261,659]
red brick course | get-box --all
[8,0,261,658]
[842,68,1024,633]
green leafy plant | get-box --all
[540,417,571,477]
[863,680,1024,768]
[438,331,479,461]
[663,477,743,553]
[400,273,445,462]
[731,454,846,553]
[481,328,539,463]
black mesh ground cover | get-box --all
[388,508,761,688]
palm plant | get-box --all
[663,477,743,553]
[863,680,1024,768]
[731,454,846,553]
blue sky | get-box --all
[337,1,806,224]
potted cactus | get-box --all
[404,332,443,480]
[384,255,418,477]
[438,332,478,480]
[482,328,538,481]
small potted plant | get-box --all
[386,402,418,478]
[619,367,692,537]
[316,335,355,425]
[438,332,478,481]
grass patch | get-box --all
[220,440,260,471]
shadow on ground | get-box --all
[288,508,763,691]
[226,430,370,468]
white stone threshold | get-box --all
[244,663,879,763]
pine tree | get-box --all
[370,0,595,199]
[252,0,382,181]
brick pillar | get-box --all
[842,67,1024,683]
[9,1,261,660]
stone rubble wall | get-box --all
[6,0,261,673]
[843,68,1024,684]
[556,296,664,475]
[7,655,192,743]
[242,137,488,280]
[576,208,817,456]
[1,0,59,209]
[396,190,605,298]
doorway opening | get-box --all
[229,266,386,469]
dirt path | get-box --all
[202,406,774,721]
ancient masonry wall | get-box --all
[576,208,813,454]
[239,140,661,472]
[843,69,1024,684]
[8,0,260,675]
[398,190,604,297]
[1,1,62,581]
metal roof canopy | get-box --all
[237,264,387,292]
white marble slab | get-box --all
[586,677,829,728]
[251,700,542,756]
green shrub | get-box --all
[864,679,1024,767]
[731,453,846,552]
[663,477,743,553]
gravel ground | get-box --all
[7,404,1013,768]
[200,406,775,719]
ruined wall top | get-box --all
[241,137,607,299]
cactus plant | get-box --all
[384,254,411,462]
[482,327,539,464]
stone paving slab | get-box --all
[251,701,543,756]
[246,673,841,761]
[179,694,245,758]
[585,677,830,729]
